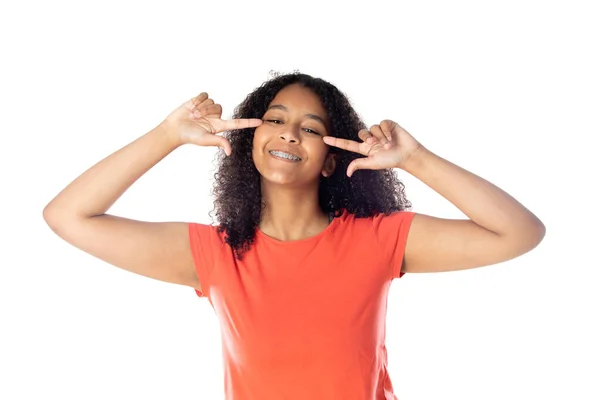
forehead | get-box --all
[268,84,326,115]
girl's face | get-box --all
[252,84,336,186]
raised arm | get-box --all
[323,119,545,273]
[401,147,545,273]
[43,123,200,287]
[43,92,262,289]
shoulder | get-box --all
[335,208,416,237]
[338,208,415,224]
[188,222,228,247]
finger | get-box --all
[192,104,222,119]
[191,134,232,156]
[185,92,209,111]
[217,118,263,131]
[196,103,222,118]
[357,128,373,142]
[370,124,389,144]
[192,92,209,106]
[322,136,368,155]
[347,157,378,177]
[380,120,397,140]
[220,138,232,156]
[198,98,215,108]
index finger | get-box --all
[218,118,263,131]
[322,136,367,155]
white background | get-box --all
[2,0,598,399]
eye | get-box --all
[264,119,321,135]
[303,128,321,135]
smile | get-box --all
[269,150,302,162]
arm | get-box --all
[43,124,201,288]
[43,92,261,288]
[401,147,546,273]
[323,119,545,273]
[44,124,179,220]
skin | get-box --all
[324,120,546,273]
[42,85,545,295]
[252,84,337,241]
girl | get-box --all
[43,72,545,400]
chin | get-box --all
[260,172,302,186]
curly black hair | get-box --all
[209,72,412,260]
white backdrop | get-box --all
[2,0,598,399]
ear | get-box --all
[321,153,337,177]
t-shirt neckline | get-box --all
[255,210,343,245]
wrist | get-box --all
[156,120,184,149]
[400,145,431,174]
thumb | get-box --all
[191,134,232,156]
[347,157,375,178]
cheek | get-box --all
[311,141,330,160]
[251,131,261,153]
[252,127,267,147]
[251,129,266,163]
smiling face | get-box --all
[252,83,336,186]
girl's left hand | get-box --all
[323,120,424,177]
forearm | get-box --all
[44,123,180,220]
[403,147,545,238]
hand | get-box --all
[323,119,424,177]
[160,92,262,155]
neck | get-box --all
[259,181,330,241]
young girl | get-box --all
[43,72,545,399]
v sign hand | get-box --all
[323,120,424,177]
[161,92,263,156]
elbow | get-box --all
[531,217,546,246]
[521,218,546,253]
[43,204,63,231]
[537,219,546,240]
[43,202,73,230]
[502,218,546,259]
[43,204,56,224]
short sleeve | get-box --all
[188,223,220,298]
[372,211,416,280]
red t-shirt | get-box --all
[189,209,415,400]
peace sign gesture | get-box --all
[322,120,424,177]
[161,92,263,155]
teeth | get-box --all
[269,150,301,161]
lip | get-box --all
[268,149,302,161]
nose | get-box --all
[279,127,301,144]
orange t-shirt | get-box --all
[189,209,415,400]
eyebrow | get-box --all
[266,104,328,127]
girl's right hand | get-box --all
[160,92,262,155]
